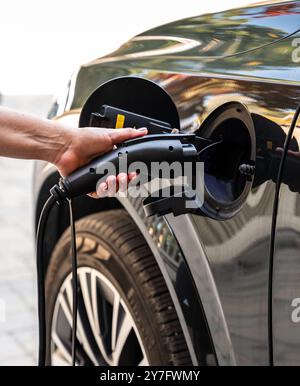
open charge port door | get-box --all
[79,77,256,221]
[198,102,256,220]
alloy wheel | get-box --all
[50,267,149,366]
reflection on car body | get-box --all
[33,1,300,365]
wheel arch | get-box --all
[34,168,217,365]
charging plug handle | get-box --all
[54,133,212,201]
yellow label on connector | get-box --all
[115,114,125,129]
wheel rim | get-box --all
[50,266,149,366]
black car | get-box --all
[33,1,300,365]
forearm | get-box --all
[0,106,147,178]
[0,107,73,163]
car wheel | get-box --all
[45,209,192,366]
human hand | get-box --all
[54,126,147,196]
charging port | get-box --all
[199,102,256,220]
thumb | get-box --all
[109,127,148,145]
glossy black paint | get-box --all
[272,101,300,365]
[33,1,300,365]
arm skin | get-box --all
[0,107,147,196]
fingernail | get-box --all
[137,127,147,131]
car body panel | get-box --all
[33,1,300,365]
[272,94,300,365]
[67,1,300,112]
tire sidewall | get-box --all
[45,228,166,365]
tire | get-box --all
[45,209,192,366]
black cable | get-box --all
[37,191,78,367]
[268,102,300,365]
[36,195,56,366]
[68,198,78,366]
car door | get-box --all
[271,83,300,364]
[163,29,300,365]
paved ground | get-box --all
[0,95,53,365]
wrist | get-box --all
[46,121,75,167]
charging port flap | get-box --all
[78,78,255,221]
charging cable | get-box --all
[68,199,78,366]
[36,195,78,366]
[36,195,56,366]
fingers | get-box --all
[106,175,117,197]
[129,172,137,181]
[96,182,108,198]
[108,127,147,145]
[96,178,116,198]
[117,173,128,193]
[95,172,136,198]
